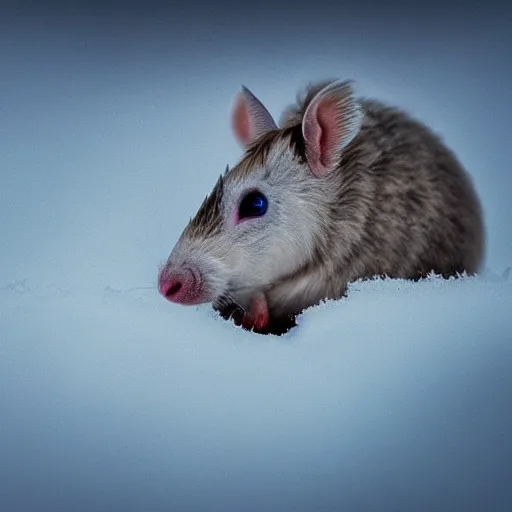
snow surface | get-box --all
[1,275,512,512]
[1,4,512,511]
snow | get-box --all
[1,275,511,511]
[1,5,512,511]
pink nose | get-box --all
[158,265,205,305]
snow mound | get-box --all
[1,274,511,511]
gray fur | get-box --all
[163,80,485,334]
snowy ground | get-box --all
[2,3,512,511]
[1,274,511,511]
[0,277,512,512]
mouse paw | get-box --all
[241,293,269,332]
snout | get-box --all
[158,263,206,305]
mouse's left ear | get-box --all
[302,80,363,178]
[232,86,278,148]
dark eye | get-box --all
[238,190,268,220]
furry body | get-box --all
[159,81,485,334]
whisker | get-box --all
[225,293,246,312]
[214,291,246,314]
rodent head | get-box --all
[158,80,363,313]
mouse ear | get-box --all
[232,86,278,148]
[302,80,363,178]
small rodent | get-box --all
[158,79,485,335]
